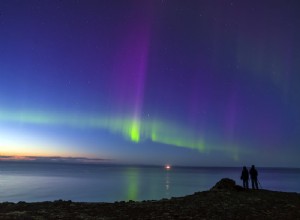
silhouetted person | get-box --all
[249,165,259,189]
[240,166,249,189]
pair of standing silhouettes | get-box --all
[241,165,259,189]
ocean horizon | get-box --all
[0,161,300,203]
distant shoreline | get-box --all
[1,160,300,170]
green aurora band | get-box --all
[0,109,240,159]
[0,110,204,149]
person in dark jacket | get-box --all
[240,166,249,189]
[249,165,259,189]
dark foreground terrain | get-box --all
[1,178,300,220]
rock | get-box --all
[210,178,244,191]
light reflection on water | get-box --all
[0,162,300,202]
[165,171,170,197]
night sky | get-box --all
[1,0,300,167]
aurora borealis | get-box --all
[1,0,300,167]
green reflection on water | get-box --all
[125,167,139,201]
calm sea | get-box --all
[0,162,299,202]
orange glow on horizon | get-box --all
[0,148,98,161]
[0,155,36,161]
[0,153,108,164]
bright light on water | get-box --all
[165,165,171,170]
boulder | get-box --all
[210,178,243,191]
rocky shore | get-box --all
[1,178,300,219]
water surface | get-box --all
[0,162,299,202]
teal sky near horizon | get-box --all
[1,0,300,167]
